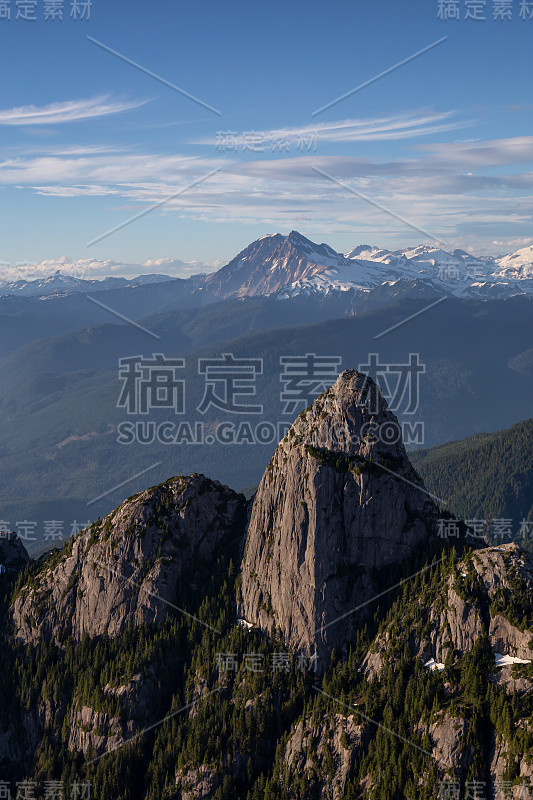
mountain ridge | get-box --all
[412,417,533,533]
[1,294,531,552]
[200,231,533,301]
[0,270,175,298]
[4,231,533,302]
[1,374,531,797]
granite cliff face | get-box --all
[12,474,245,646]
[66,668,159,759]
[281,713,366,800]
[239,369,439,663]
[3,372,532,796]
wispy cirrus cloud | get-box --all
[417,135,533,167]
[2,121,533,254]
[0,152,217,185]
[4,139,532,207]
[0,95,147,125]
[195,110,469,147]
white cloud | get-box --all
[2,117,533,255]
[0,153,220,186]
[417,136,533,167]
[195,111,468,146]
[0,255,217,282]
[0,95,147,126]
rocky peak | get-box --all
[286,230,343,260]
[12,474,246,646]
[205,231,347,297]
[239,369,439,665]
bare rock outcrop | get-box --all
[68,703,129,759]
[417,713,471,776]
[281,713,365,800]
[423,546,533,665]
[489,614,532,660]
[174,765,222,799]
[239,370,438,663]
[490,724,533,792]
[12,474,246,646]
[362,544,533,678]
[361,579,485,677]
[420,582,484,665]
[67,669,159,757]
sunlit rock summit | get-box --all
[239,369,439,664]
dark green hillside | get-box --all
[412,418,533,546]
[1,523,531,800]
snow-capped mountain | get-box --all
[495,245,533,280]
[0,270,173,298]
[205,231,533,301]
[340,242,533,299]
[204,230,354,297]
[343,243,498,285]
[205,230,435,298]
[4,235,532,303]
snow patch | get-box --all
[494,652,531,668]
[424,658,445,672]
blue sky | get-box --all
[1,0,532,277]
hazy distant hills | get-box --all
[0,270,174,298]
[1,230,532,554]
[0,294,531,553]
[0,275,213,356]
[0,294,376,388]
[2,230,532,360]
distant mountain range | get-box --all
[207,231,533,300]
[1,230,532,557]
[2,232,533,301]
[1,293,531,555]
[0,270,174,297]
